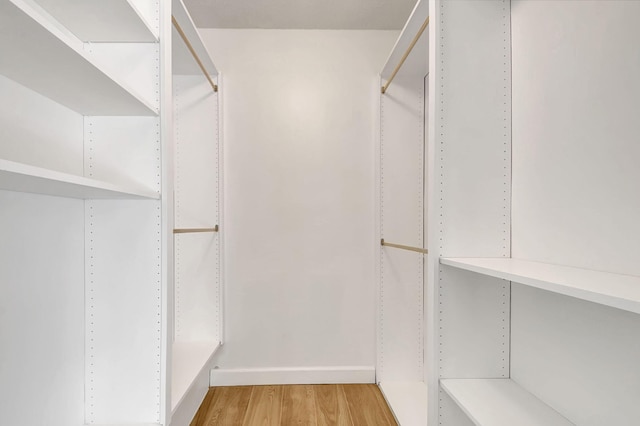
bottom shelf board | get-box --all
[379,381,428,426]
[171,340,221,412]
[440,379,574,426]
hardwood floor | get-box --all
[190,384,398,426]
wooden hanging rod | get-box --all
[381,238,428,254]
[174,225,219,234]
[171,16,218,92]
[381,15,430,94]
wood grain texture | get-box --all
[342,384,397,426]
[315,385,352,426]
[191,384,397,426]
[203,386,253,425]
[282,385,316,425]
[242,386,284,426]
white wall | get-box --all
[201,29,398,382]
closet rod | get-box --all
[381,15,429,94]
[381,239,428,254]
[172,16,218,92]
[174,225,219,234]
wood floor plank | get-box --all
[191,388,217,426]
[242,385,284,426]
[314,384,353,426]
[341,384,397,426]
[204,386,253,425]
[282,385,317,425]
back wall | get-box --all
[201,29,398,383]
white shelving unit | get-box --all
[0,0,158,116]
[441,258,640,315]
[440,379,573,426]
[376,1,429,424]
[0,0,223,424]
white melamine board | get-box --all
[84,117,161,194]
[169,362,210,426]
[86,200,162,424]
[86,43,160,113]
[175,233,220,341]
[381,0,429,80]
[438,389,476,426]
[171,341,220,412]
[441,379,573,426]
[172,0,218,76]
[511,0,640,277]
[379,76,425,382]
[438,266,509,379]
[440,257,640,315]
[33,0,157,42]
[0,191,85,426]
[434,0,511,257]
[0,158,159,199]
[511,284,640,426]
[0,1,157,115]
[0,74,83,175]
[174,76,219,228]
[379,382,428,426]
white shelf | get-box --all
[0,159,159,200]
[440,257,640,315]
[380,0,429,79]
[171,340,220,412]
[379,381,428,426]
[172,0,218,76]
[440,379,573,426]
[0,0,158,116]
[33,0,157,42]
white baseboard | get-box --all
[209,366,375,386]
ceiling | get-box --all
[183,0,418,30]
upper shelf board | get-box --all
[0,0,158,116]
[380,0,429,80]
[0,159,159,200]
[441,379,574,426]
[440,257,640,315]
[172,0,218,76]
[32,0,158,42]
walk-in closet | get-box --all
[1,0,639,425]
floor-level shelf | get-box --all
[0,159,159,199]
[0,0,158,116]
[379,382,428,426]
[171,340,221,413]
[440,258,640,315]
[440,379,574,426]
[31,0,157,42]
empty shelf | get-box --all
[31,0,157,42]
[0,159,159,199]
[440,257,640,315]
[379,381,428,426]
[172,0,218,76]
[0,0,158,115]
[441,379,573,426]
[172,340,220,412]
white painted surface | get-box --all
[184,0,416,30]
[379,382,428,426]
[511,0,640,277]
[379,70,426,382]
[171,341,220,412]
[440,379,573,426]
[0,0,157,115]
[200,29,397,376]
[511,284,640,426]
[441,257,640,315]
[33,0,157,42]
[0,191,85,426]
[173,0,218,76]
[0,158,158,199]
[210,366,375,386]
